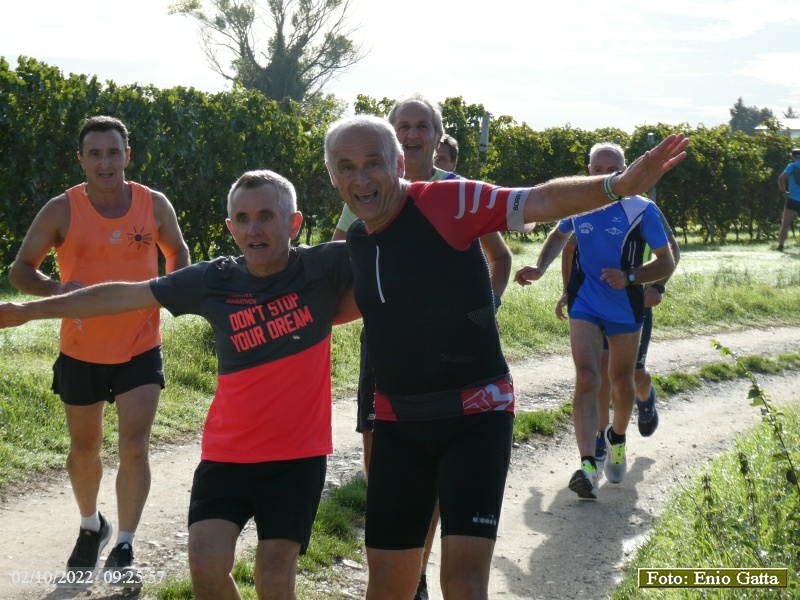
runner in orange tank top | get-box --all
[8,116,190,578]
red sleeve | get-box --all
[412,180,531,250]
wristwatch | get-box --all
[626,270,636,285]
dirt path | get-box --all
[1,326,799,599]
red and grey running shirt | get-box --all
[347,179,531,422]
[149,244,352,463]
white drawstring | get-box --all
[375,245,385,303]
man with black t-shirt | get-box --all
[323,114,688,600]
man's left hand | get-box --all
[612,133,689,198]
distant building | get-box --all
[755,118,800,138]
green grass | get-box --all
[497,240,800,362]
[513,402,572,442]
[0,313,217,489]
[512,349,800,444]
[610,404,800,600]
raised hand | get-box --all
[612,133,689,198]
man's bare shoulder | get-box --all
[36,192,71,225]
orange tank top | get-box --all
[57,182,162,364]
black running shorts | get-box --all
[188,456,326,554]
[52,345,165,406]
[785,198,800,213]
[365,411,513,550]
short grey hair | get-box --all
[227,170,297,218]
[588,142,626,169]
[324,115,403,171]
[387,93,444,138]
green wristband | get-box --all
[603,171,623,202]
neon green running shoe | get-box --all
[569,461,599,499]
[604,425,627,483]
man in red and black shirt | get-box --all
[324,115,689,600]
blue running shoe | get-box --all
[636,385,659,437]
[595,430,607,463]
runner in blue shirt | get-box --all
[777,148,800,251]
[514,143,676,500]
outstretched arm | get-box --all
[0,281,160,329]
[524,134,689,224]
[514,225,571,286]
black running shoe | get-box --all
[104,542,134,569]
[636,385,659,437]
[414,572,429,600]
[104,542,142,586]
[67,512,112,571]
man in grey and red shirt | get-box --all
[0,170,354,600]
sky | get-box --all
[2,0,799,133]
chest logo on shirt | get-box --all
[605,227,624,235]
[127,226,153,249]
[578,223,594,235]
[109,230,123,244]
[228,292,315,353]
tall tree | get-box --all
[729,97,774,135]
[169,0,364,103]
[784,106,798,119]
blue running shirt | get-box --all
[559,196,668,325]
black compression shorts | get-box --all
[365,411,513,550]
[356,327,375,433]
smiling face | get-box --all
[392,101,440,179]
[77,129,130,192]
[327,123,406,231]
[225,184,303,278]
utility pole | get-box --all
[647,132,657,202]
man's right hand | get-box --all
[0,303,29,329]
[514,266,545,286]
